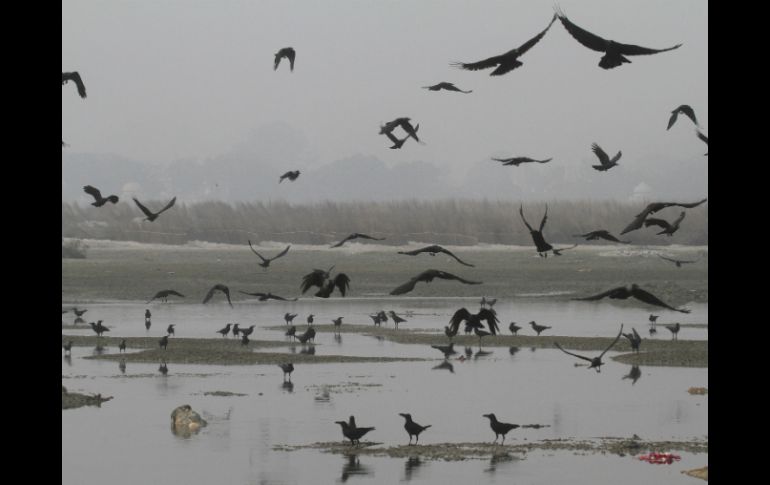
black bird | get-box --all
[389,311,407,329]
[376,310,389,323]
[480,297,497,308]
[284,313,298,325]
[331,233,386,248]
[452,14,557,76]
[666,322,681,340]
[167,324,175,336]
[509,322,522,335]
[118,339,126,353]
[301,266,351,298]
[216,323,232,337]
[591,143,621,171]
[520,204,554,257]
[620,198,707,235]
[623,365,642,385]
[145,310,152,331]
[274,47,296,71]
[398,245,475,267]
[241,334,250,346]
[297,327,316,344]
[307,314,314,326]
[62,71,87,98]
[159,335,169,350]
[90,320,110,337]
[203,284,233,307]
[232,323,241,337]
[247,241,291,268]
[332,317,344,333]
[279,362,294,381]
[390,270,482,295]
[623,327,642,353]
[667,105,699,130]
[335,418,375,446]
[286,325,297,341]
[644,212,685,236]
[492,156,552,167]
[573,230,628,244]
[444,325,458,340]
[555,7,682,70]
[483,414,519,444]
[399,414,431,445]
[431,342,457,358]
[63,341,73,355]
[73,308,88,317]
[370,314,383,326]
[159,359,168,375]
[279,170,300,183]
[385,127,418,149]
[554,325,624,372]
[529,321,551,336]
[649,314,658,336]
[119,358,126,374]
[696,129,708,155]
[574,284,690,313]
[83,185,119,207]
[147,289,185,303]
[381,117,423,144]
[658,255,699,268]
[239,290,298,301]
[448,308,500,335]
[423,82,472,93]
[239,325,256,338]
[133,196,176,222]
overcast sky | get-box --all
[62,0,707,201]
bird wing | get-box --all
[479,308,500,334]
[239,290,268,298]
[616,42,682,57]
[168,290,185,297]
[247,240,268,262]
[356,233,386,241]
[696,130,708,145]
[666,110,679,130]
[438,247,475,267]
[385,131,400,144]
[657,255,679,264]
[536,158,553,163]
[448,308,471,334]
[598,324,624,358]
[133,198,154,218]
[271,245,291,261]
[573,286,626,301]
[678,197,708,209]
[515,13,558,56]
[620,214,647,235]
[451,54,504,72]
[157,197,177,215]
[287,49,296,71]
[221,286,233,307]
[83,185,102,201]
[519,205,534,232]
[333,273,351,296]
[643,218,671,230]
[539,204,548,232]
[679,106,698,126]
[202,286,217,304]
[437,271,482,285]
[331,234,354,248]
[274,52,282,70]
[610,151,622,164]
[554,342,593,363]
[591,143,610,165]
[397,247,425,256]
[63,71,87,98]
[631,287,689,313]
[301,270,327,293]
[390,277,420,295]
[556,11,608,53]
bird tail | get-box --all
[599,54,631,69]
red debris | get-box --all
[638,452,682,465]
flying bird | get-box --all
[492,156,552,167]
[452,14,557,76]
[381,117,423,144]
[555,7,682,69]
[83,186,119,207]
[300,266,351,298]
[657,255,699,268]
[248,241,290,268]
[385,126,417,149]
[696,129,708,155]
[274,47,296,71]
[390,269,482,295]
[590,143,621,171]
[520,204,563,257]
[398,245,475,267]
[133,196,176,222]
[62,71,87,98]
[279,170,300,183]
[667,105,699,130]
[238,291,298,301]
[554,324,624,372]
[147,289,185,303]
[573,230,628,244]
[422,82,472,93]
[573,284,690,313]
[330,233,386,248]
[447,308,500,335]
[202,284,233,307]
[644,211,685,236]
[620,198,707,235]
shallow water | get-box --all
[63,302,707,485]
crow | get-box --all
[335,418,375,446]
[644,212,685,236]
[247,241,290,268]
[554,324,624,372]
[529,321,551,336]
[620,198,707,235]
[133,196,176,222]
[62,71,87,98]
[202,284,233,307]
[422,82,472,93]
[331,233,386,248]
[274,47,296,71]
[83,185,119,207]
[279,170,300,183]
[573,230,628,244]
[482,414,519,444]
[574,284,690,313]
[622,327,642,353]
[279,362,294,381]
[591,143,621,171]
[238,291,298,301]
[667,105,699,130]
[399,414,432,445]
[390,270,482,295]
[492,156,552,167]
[301,266,351,298]
[147,289,185,303]
[398,245,475,267]
[447,308,500,335]
[658,255,699,268]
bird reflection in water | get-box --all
[63,355,73,366]
[334,333,343,345]
[92,345,106,356]
[281,381,295,393]
[403,456,424,482]
[474,349,493,360]
[509,346,520,356]
[339,454,371,483]
[432,360,454,373]
[484,452,517,474]
[159,359,169,375]
[119,358,126,374]
[300,345,316,356]
[622,365,642,385]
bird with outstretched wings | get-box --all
[133,196,177,222]
[238,291,298,301]
[274,47,296,71]
[658,255,698,267]
[248,241,290,268]
[448,308,500,335]
[62,71,87,98]
[574,284,690,313]
[620,198,706,235]
[398,245,475,267]
[83,185,119,207]
[667,105,699,130]
[696,129,708,155]
[300,266,350,298]
[390,269,482,295]
[492,157,552,166]
[591,143,621,171]
[147,289,185,303]
[554,324,624,371]
[573,230,628,243]
[422,82,472,93]
[644,212,685,235]
[202,284,233,307]
[331,233,386,248]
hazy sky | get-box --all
[62,0,707,199]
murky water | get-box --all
[63,301,707,484]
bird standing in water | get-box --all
[399,414,432,445]
[483,414,519,444]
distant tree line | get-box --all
[61,199,707,246]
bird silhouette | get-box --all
[297,326,316,344]
[431,342,457,358]
[240,325,256,338]
[389,311,407,329]
[279,362,294,381]
[667,105,699,130]
[529,321,551,336]
[452,14,557,75]
[370,314,383,326]
[202,284,233,307]
[307,314,314,326]
[284,313,298,325]
[555,7,682,69]
[390,270,482,295]
[332,317,344,333]
[63,341,73,355]
[399,414,432,445]
[279,170,300,183]
[331,233,386,248]
[72,308,88,317]
[216,323,232,337]
[248,241,290,268]
[167,324,175,336]
[620,198,707,235]
[520,204,559,257]
[492,156,552,167]
[509,322,522,335]
[422,82,472,93]
[696,129,708,155]
[119,339,126,353]
[147,289,185,303]
[336,418,375,446]
[232,323,241,338]
[448,308,500,335]
[398,245,475,267]
[590,143,621,171]
[554,325,624,372]
[62,71,87,98]
[622,365,642,385]
[381,117,423,144]
[133,196,176,222]
[274,47,296,71]
[159,335,169,350]
[238,291,298,302]
[665,322,681,340]
[241,334,250,346]
[83,185,119,207]
[622,327,642,353]
[385,127,417,149]
[644,212,685,236]
[483,414,519,444]
[285,325,297,341]
[573,230,628,244]
[658,255,699,268]
[301,266,351,298]
[574,284,690,313]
